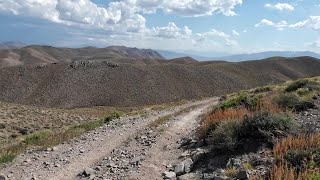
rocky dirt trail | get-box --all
[0,97,218,180]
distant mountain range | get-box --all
[0,45,164,68]
[1,41,320,62]
[215,51,320,61]
[158,50,320,61]
[0,41,27,49]
[156,50,211,61]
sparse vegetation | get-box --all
[0,112,121,165]
[0,153,15,164]
[225,166,238,177]
[239,112,295,141]
[199,77,320,179]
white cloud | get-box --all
[0,0,243,31]
[0,0,243,53]
[195,29,238,46]
[255,19,288,30]
[306,39,320,48]
[159,0,243,17]
[265,3,294,11]
[232,30,240,36]
[150,22,192,39]
[289,16,320,31]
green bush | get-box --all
[285,150,311,170]
[285,79,309,92]
[238,112,295,141]
[309,173,320,180]
[0,153,15,164]
[285,149,320,171]
[208,120,240,152]
[104,112,121,123]
[274,93,314,111]
[220,93,260,110]
[285,79,320,92]
[24,130,51,146]
[296,88,310,96]
[254,86,272,93]
[207,112,296,152]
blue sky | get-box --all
[0,0,319,56]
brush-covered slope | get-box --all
[0,57,319,108]
[0,45,164,68]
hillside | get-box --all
[0,45,164,68]
[0,56,319,108]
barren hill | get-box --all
[0,56,319,108]
[0,45,164,68]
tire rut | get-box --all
[0,98,216,180]
[79,97,219,180]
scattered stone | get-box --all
[80,168,95,177]
[192,149,205,163]
[213,175,229,180]
[179,151,190,158]
[129,156,144,165]
[195,139,205,148]
[178,173,201,180]
[163,171,176,180]
[183,158,193,173]
[226,158,242,168]
[0,175,7,180]
[174,162,185,176]
[236,170,249,180]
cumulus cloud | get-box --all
[195,29,238,46]
[289,16,320,31]
[151,22,192,39]
[255,16,320,32]
[0,0,243,30]
[255,19,288,30]
[0,0,243,52]
[159,0,243,17]
[265,3,294,11]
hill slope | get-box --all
[0,56,319,108]
[0,45,164,68]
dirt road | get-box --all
[0,98,218,180]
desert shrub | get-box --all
[285,150,312,170]
[220,93,261,110]
[0,153,15,164]
[286,79,320,93]
[253,86,272,93]
[104,111,120,123]
[285,79,309,92]
[238,112,295,141]
[208,120,240,152]
[199,107,250,138]
[296,88,310,96]
[274,93,314,111]
[309,173,320,180]
[24,130,52,146]
[73,120,104,132]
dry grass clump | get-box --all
[270,133,320,180]
[273,134,320,159]
[199,107,251,138]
